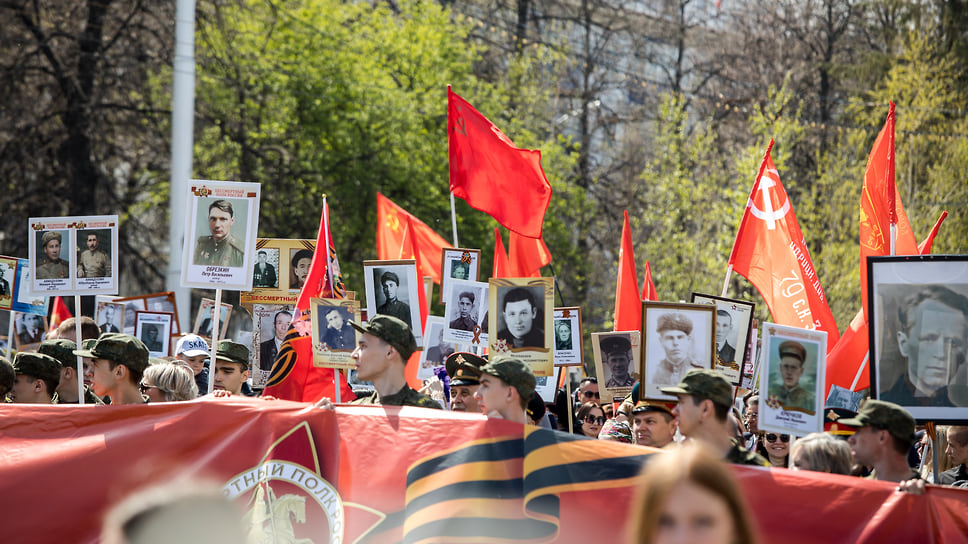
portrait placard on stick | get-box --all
[553,307,583,367]
[420,316,462,382]
[95,300,125,335]
[311,297,360,369]
[443,279,488,346]
[758,322,827,436]
[181,180,261,290]
[593,331,640,403]
[11,259,48,316]
[193,298,232,341]
[135,311,173,358]
[363,260,423,346]
[488,277,554,377]
[28,215,119,295]
[641,302,716,401]
[439,248,481,304]
[241,239,316,306]
[691,293,755,385]
[251,303,294,388]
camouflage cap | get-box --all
[349,315,417,360]
[480,356,536,402]
[600,335,631,355]
[839,400,916,446]
[80,338,98,351]
[13,352,62,384]
[660,369,732,408]
[445,352,486,387]
[38,338,77,368]
[73,332,149,374]
[778,340,807,364]
[215,340,250,370]
[657,312,693,335]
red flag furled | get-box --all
[400,217,430,337]
[641,261,657,302]
[493,228,510,278]
[376,192,451,285]
[614,210,641,331]
[264,198,354,403]
[918,211,947,254]
[508,230,551,278]
[448,86,553,238]
[728,140,839,344]
[48,296,72,333]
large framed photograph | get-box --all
[95,300,125,335]
[0,255,17,311]
[868,255,968,423]
[553,307,583,367]
[13,312,47,349]
[241,239,317,305]
[488,277,554,377]
[193,298,233,341]
[439,248,481,304]
[135,311,174,358]
[11,258,48,316]
[114,292,181,335]
[641,302,716,401]
[181,180,261,290]
[28,215,119,295]
[251,303,294,388]
[311,297,360,369]
[691,293,755,385]
[758,322,827,435]
[592,331,640,403]
[363,259,423,345]
[442,279,488,346]
[534,374,557,404]
[419,316,458,381]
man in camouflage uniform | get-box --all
[77,232,111,278]
[349,315,439,409]
[662,369,769,467]
[193,199,244,267]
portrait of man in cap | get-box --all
[374,268,412,329]
[36,230,69,280]
[600,334,635,388]
[768,339,815,414]
[650,311,705,386]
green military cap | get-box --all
[778,340,807,364]
[215,340,250,369]
[38,338,77,368]
[839,400,916,446]
[657,312,693,335]
[13,352,62,384]
[445,352,486,387]
[480,356,536,402]
[661,369,732,409]
[600,335,631,355]
[74,332,149,373]
[81,338,97,351]
[349,315,418,360]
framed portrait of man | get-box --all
[439,248,481,304]
[13,312,47,350]
[241,239,317,305]
[488,277,554,377]
[758,322,827,436]
[181,180,261,290]
[419,316,461,382]
[11,258,48,316]
[135,311,174,358]
[95,300,125,335]
[193,298,233,341]
[443,279,488,346]
[362,260,423,346]
[0,255,17,311]
[311,298,360,369]
[691,293,755,385]
[250,303,293,388]
[28,215,119,295]
[252,247,280,289]
[641,302,716,401]
[593,331,640,404]
[553,307,583,367]
[868,255,968,423]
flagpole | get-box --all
[322,194,342,404]
[848,353,868,391]
[720,265,733,297]
[449,192,460,247]
[207,289,222,395]
[75,294,84,405]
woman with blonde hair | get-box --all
[789,432,853,475]
[631,444,758,544]
[141,362,199,402]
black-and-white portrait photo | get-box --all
[494,285,546,349]
[14,312,46,348]
[642,303,715,400]
[552,307,583,367]
[439,248,480,304]
[592,331,640,403]
[96,301,124,334]
[443,279,488,345]
[692,293,755,385]
[252,248,280,289]
[363,260,421,345]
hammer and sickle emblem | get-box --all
[454,106,467,137]
[386,210,400,233]
[460,251,472,264]
[471,325,482,345]
[748,169,791,230]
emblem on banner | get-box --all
[749,169,791,230]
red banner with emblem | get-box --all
[2,400,967,543]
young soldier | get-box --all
[9,352,62,404]
[41,338,102,404]
[75,333,150,405]
[474,356,536,424]
[212,340,251,396]
[348,315,439,408]
[842,400,919,483]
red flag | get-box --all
[728,140,839,344]
[508,231,551,278]
[859,102,917,316]
[918,211,947,254]
[401,217,430,338]
[264,197,354,403]
[493,228,510,278]
[376,193,451,284]
[48,296,72,333]
[641,261,657,302]
[614,210,641,331]
[448,86,552,238]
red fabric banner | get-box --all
[376,192,452,285]
[48,296,72,332]
[508,230,551,278]
[728,140,839,345]
[2,401,967,544]
[493,227,511,278]
[294,198,345,318]
[401,216,430,337]
[448,86,552,238]
[614,210,641,331]
[641,261,657,302]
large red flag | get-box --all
[48,296,72,333]
[508,231,551,278]
[859,102,917,316]
[264,198,354,403]
[614,210,641,331]
[493,228,510,278]
[400,217,430,337]
[641,261,657,302]
[448,86,552,238]
[376,193,451,285]
[728,140,839,344]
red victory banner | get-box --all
[728,140,839,344]
[376,192,452,285]
[2,401,968,543]
[614,210,641,331]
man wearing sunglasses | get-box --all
[842,400,918,483]
[662,369,768,466]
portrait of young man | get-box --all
[320,307,355,351]
[496,287,544,349]
[374,269,412,329]
[193,199,245,268]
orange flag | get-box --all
[508,231,551,278]
[493,228,510,278]
[641,261,657,302]
[376,193,452,284]
[614,210,641,331]
[728,140,839,345]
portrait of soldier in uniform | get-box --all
[375,270,412,329]
[769,340,815,413]
[76,231,111,278]
[716,309,737,368]
[449,290,478,332]
[141,324,164,353]
[252,250,277,288]
[193,199,245,268]
[36,231,69,280]
[320,307,355,351]
[601,335,635,388]
[650,312,705,386]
